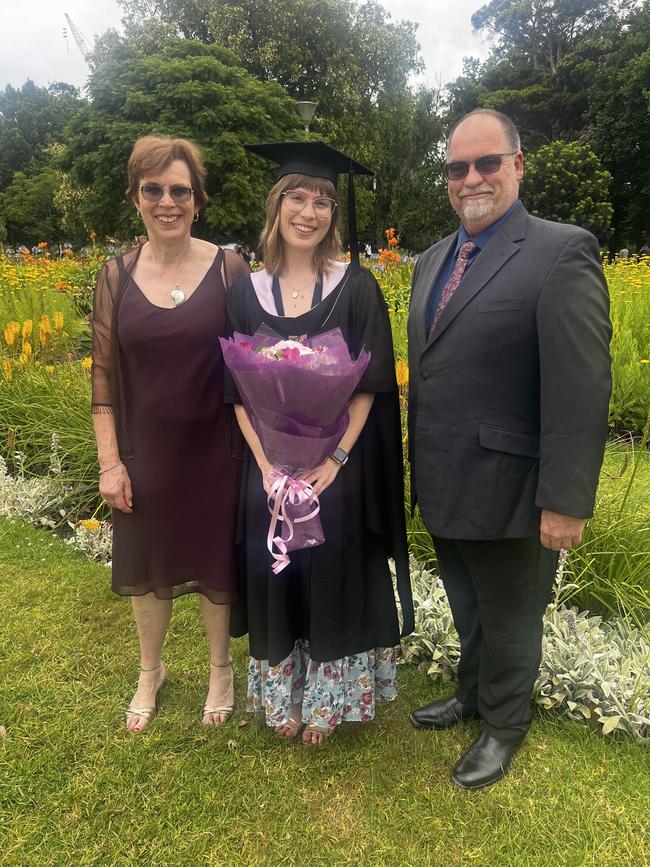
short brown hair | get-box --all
[259,174,341,276]
[125,135,208,209]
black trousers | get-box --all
[432,536,558,743]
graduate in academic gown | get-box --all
[225,141,414,744]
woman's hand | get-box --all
[297,458,341,497]
[99,463,133,513]
[259,460,279,495]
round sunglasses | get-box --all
[139,184,195,203]
[445,151,518,181]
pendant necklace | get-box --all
[168,257,189,306]
[282,276,315,308]
[170,284,186,306]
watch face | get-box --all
[332,447,348,464]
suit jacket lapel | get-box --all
[425,203,528,349]
[412,233,457,352]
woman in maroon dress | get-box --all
[91,135,249,732]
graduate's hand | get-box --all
[259,460,278,495]
[540,509,586,551]
[297,459,341,497]
[99,463,133,513]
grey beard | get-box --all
[460,197,495,224]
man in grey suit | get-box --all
[407,109,611,789]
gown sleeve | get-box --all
[349,268,397,394]
[346,266,414,636]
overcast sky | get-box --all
[0,0,492,92]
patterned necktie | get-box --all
[429,240,478,335]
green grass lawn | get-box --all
[1,519,648,867]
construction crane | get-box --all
[63,13,94,67]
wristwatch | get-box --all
[329,446,349,466]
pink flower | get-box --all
[361,713,372,723]
[323,665,332,677]
[344,705,352,714]
[360,692,373,706]
[329,712,342,727]
[283,661,295,676]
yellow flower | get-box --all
[45,365,55,374]
[4,321,20,347]
[395,358,409,389]
[2,360,12,381]
[81,356,93,371]
[21,341,32,360]
[54,311,64,330]
[22,319,33,339]
[80,518,101,532]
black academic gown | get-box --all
[225,264,414,665]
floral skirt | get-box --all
[247,640,397,731]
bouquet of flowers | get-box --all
[220,328,370,573]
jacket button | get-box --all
[420,370,429,380]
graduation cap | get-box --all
[244,140,374,268]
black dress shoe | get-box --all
[410,696,479,730]
[452,730,524,790]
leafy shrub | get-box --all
[397,558,650,741]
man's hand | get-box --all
[540,509,586,551]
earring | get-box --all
[193,212,199,222]
[136,209,141,219]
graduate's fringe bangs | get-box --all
[260,174,341,276]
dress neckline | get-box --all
[129,249,221,310]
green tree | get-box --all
[0,81,83,191]
[64,39,302,241]
[588,2,650,246]
[0,168,62,245]
[521,140,613,242]
[471,0,635,71]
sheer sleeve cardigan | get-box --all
[91,245,243,460]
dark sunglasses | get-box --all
[445,151,518,181]
[139,184,195,203]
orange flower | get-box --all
[37,241,48,249]
[395,359,409,389]
[388,236,399,248]
[378,249,401,268]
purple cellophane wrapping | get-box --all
[219,328,371,557]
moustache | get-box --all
[459,188,494,198]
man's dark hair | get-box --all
[446,109,521,155]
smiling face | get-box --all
[447,114,524,235]
[133,159,196,244]
[278,185,333,254]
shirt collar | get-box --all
[455,199,520,254]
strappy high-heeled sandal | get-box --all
[125,662,166,733]
[202,659,235,726]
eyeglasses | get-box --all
[445,152,518,181]
[139,184,195,203]
[282,191,337,215]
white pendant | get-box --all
[291,291,299,299]
[171,287,186,306]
